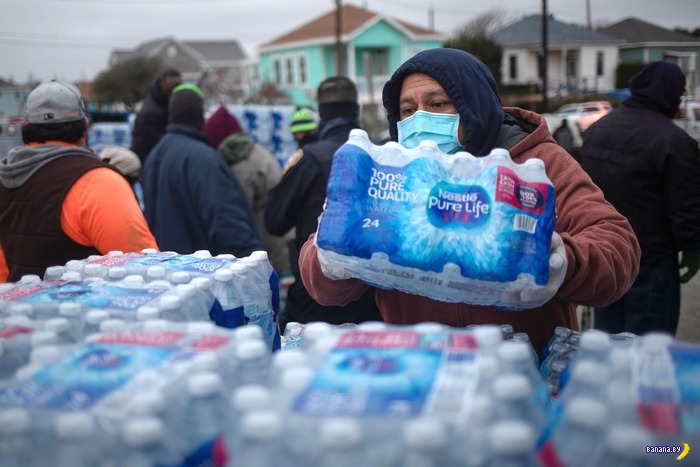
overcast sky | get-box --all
[1,0,698,83]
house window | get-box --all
[509,55,518,80]
[298,55,308,85]
[273,58,282,86]
[566,56,577,78]
[596,52,604,76]
[286,57,294,86]
[375,49,387,75]
[166,45,177,58]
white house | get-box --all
[492,15,622,97]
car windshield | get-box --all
[557,105,578,114]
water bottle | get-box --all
[5,303,35,319]
[190,276,220,325]
[118,416,180,467]
[559,329,611,391]
[300,321,334,351]
[491,374,545,438]
[158,295,185,322]
[234,339,272,386]
[107,266,128,282]
[472,355,501,398]
[210,269,245,329]
[499,323,515,340]
[317,417,364,467]
[136,305,160,322]
[549,396,608,466]
[227,384,274,449]
[399,418,450,467]
[557,359,611,406]
[84,309,110,336]
[512,332,540,367]
[472,324,503,357]
[0,408,33,466]
[170,271,191,286]
[146,265,166,282]
[172,284,210,321]
[237,409,286,467]
[123,274,146,286]
[542,326,573,360]
[590,424,655,466]
[456,394,495,467]
[175,372,232,464]
[281,321,305,349]
[60,271,83,281]
[605,381,639,426]
[58,302,85,342]
[486,420,539,467]
[50,412,103,467]
[271,347,311,384]
[231,259,276,348]
[30,344,64,366]
[82,263,107,280]
[497,340,549,410]
[44,265,67,281]
[231,323,265,343]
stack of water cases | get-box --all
[538,329,699,467]
[315,129,557,308]
[0,248,281,357]
[223,104,298,167]
[2,312,699,466]
[0,322,271,466]
[276,321,551,466]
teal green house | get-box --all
[257,4,443,109]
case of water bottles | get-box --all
[315,129,557,308]
[2,305,700,466]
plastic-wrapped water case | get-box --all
[315,129,556,307]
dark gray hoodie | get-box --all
[0,144,97,190]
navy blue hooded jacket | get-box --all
[382,48,505,156]
[582,61,700,261]
[142,123,264,257]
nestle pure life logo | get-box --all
[426,181,491,229]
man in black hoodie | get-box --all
[265,77,382,331]
[130,69,182,163]
[582,61,700,336]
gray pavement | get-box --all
[677,272,700,343]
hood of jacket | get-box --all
[218,132,255,165]
[148,77,170,109]
[0,143,97,189]
[627,61,686,118]
[382,48,504,156]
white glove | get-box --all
[501,232,568,309]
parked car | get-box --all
[674,102,700,143]
[544,101,613,134]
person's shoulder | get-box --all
[282,148,306,174]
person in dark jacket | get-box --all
[265,77,382,331]
[130,69,182,162]
[141,84,264,257]
[581,61,700,336]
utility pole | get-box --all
[541,0,549,112]
[335,0,346,76]
[586,0,592,29]
[428,1,435,32]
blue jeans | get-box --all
[594,254,681,336]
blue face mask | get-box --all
[397,110,462,154]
